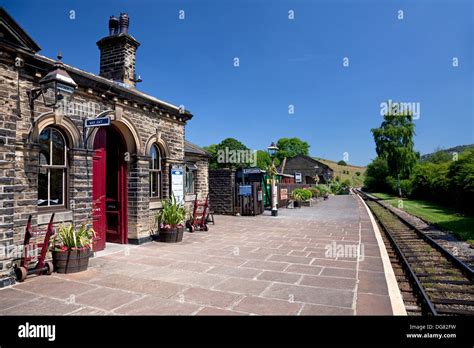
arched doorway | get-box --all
[92,125,128,251]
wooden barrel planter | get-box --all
[52,249,92,274]
[157,226,184,243]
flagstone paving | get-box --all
[0,194,397,315]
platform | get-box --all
[0,195,405,315]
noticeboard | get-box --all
[171,165,184,204]
[295,172,302,183]
[239,185,252,196]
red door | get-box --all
[92,126,128,251]
[92,127,107,251]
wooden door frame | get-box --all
[92,125,129,248]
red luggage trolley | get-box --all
[186,194,209,232]
[14,214,55,282]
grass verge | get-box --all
[372,192,474,245]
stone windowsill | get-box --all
[149,201,162,210]
[38,210,73,225]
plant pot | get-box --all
[52,248,92,274]
[158,225,184,243]
[294,200,301,208]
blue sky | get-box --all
[4,0,473,165]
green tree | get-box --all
[423,147,452,164]
[364,157,390,192]
[337,160,347,166]
[214,138,251,169]
[276,137,310,161]
[202,144,218,169]
[371,114,419,196]
[447,150,474,213]
[256,150,280,171]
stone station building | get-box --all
[0,9,209,287]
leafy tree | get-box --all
[364,157,390,192]
[256,150,280,171]
[276,137,310,161]
[203,144,218,169]
[422,147,452,164]
[447,150,474,213]
[337,160,347,166]
[371,114,419,196]
[208,138,254,169]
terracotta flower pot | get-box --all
[158,225,184,243]
[52,248,92,274]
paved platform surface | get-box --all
[0,195,398,315]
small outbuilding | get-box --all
[279,155,334,184]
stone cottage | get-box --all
[0,8,209,287]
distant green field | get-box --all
[314,158,366,187]
[372,193,474,245]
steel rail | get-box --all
[357,190,473,281]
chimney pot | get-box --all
[98,13,140,87]
[109,15,119,36]
[119,13,129,34]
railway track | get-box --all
[356,190,474,316]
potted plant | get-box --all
[292,188,312,207]
[50,224,95,274]
[155,194,186,243]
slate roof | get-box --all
[184,140,211,158]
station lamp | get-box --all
[267,142,279,217]
[28,53,78,110]
[267,142,278,158]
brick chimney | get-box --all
[97,13,140,87]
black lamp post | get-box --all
[28,53,77,112]
[267,142,279,217]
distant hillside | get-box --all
[313,157,367,187]
[421,144,474,162]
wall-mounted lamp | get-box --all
[28,53,77,111]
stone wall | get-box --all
[209,169,235,215]
[195,159,209,199]
[0,53,18,287]
[0,49,204,286]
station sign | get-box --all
[243,168,262,174]
[85,116,111,128]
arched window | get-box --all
[149,144,162,198]
[38,127,67,207]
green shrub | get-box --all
[292,188,312,201]
[364,157,390,192]
[411,162,449,202]
[447,150,474,213]
[330,180,350,195]
[315,185,329,197]
[337,160,347,166]
[308,186,320,198]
